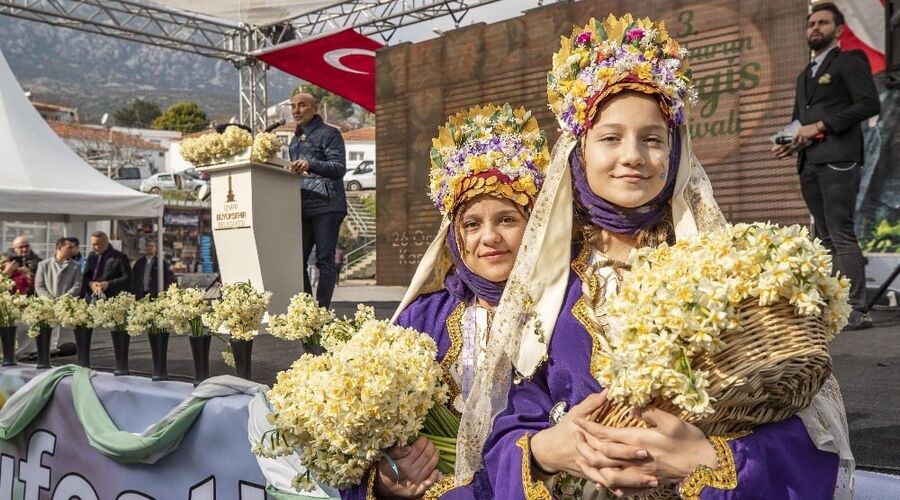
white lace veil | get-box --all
[453,127,855,499]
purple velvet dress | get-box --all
[483,245,840,499]
[341,290,492,499]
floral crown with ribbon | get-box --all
[547,14,697,137]
[429,103,550,217]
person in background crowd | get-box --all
[8,235,40,294]
[35,237,82,298]
[82,231,132,300]
[771,2,880,330]
[132,239,174,299]
[0,254,32,295]
[33,237,81,353]
[289,91,348,307]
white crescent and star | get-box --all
[323,48,377,74]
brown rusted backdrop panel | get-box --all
[376,0,808,285]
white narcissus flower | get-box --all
[204,282,271,341]
[163,284,209,336]
[91,293,136,332]
[262,319,446,490]
[0,290,26,328]
[268,293,334,342]
[127,295,172,336]
[22,295,59,338]
[602,223,851,416]
[54,294,95,329]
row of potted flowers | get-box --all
[0,278,271,384]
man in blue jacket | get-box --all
[289,91,347,307]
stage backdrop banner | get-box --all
[374,0,810,285]
[0,366,268,499]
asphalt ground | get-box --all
[36,292,900,473]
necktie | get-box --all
[809,60,818,78]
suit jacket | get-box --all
[793,48,880,168]
[82,248,132,298]
[131,256,174,299]
[34,258,82,298]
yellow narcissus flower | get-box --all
[262,319,446,490]
[601,222,851,416]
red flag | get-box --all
[835,0,885,74]
[257,29,383,111]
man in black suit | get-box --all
[82,231,132,300]
[132,239,173,299]
[773,2,880,330]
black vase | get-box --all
[35,326,52,369]
[110,330,130,375]
[0,325,16,366]
[189,335,211,385]
[73,327,93,368]
[148,331,169,381]
[230,338,253,380]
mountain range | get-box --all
[0,15,299,124]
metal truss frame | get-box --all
[0,0,557,130]
[256,0,506,48]
[0,0,244,60]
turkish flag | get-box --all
[256,29,383,111]
[835,0,885,74]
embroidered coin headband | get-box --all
[547,13,698,137]
[428,103,550,218]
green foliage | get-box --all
[862,219,900,253]
[152,101,209,133]
[113,99,162,128]
[361,194,377,218]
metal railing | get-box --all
[341,239,376,279]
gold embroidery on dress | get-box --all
[364,466,377,500]
[424,474,474,499]
[679,431,752,499]
[515,434,553,500]
[443,302,466,414]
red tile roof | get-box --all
[342,126,375,141]
[48,121,167,151]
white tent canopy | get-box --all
[0,50,163,222]
[150,0,343,26]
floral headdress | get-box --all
[547,14,697,137]
[428,103,549,217]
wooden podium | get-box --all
[199,160,302,314]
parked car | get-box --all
[113,166,149,190]
[140,171,208,195]
[344,160,376,191]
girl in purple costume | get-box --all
[341,103,549,500]
[454,15,853,500]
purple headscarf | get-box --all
[444,225,503,306]
[571,127,681,234]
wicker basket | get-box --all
[592,299,832,499]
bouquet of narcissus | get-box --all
[91,293,136,332]
[594,223,849,434]
[261,318,448,491]
[204,281,271,341]
[164,284,209,336]
[54,295,95,329]
[127,296,171,336]
[22,296,58,337]
[267,292,334,343]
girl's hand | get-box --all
[530,392,649,480]
[574,406,718,497]
[373,436,441,499]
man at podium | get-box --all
[289,91,348,308]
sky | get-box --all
[387,0,551,45]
